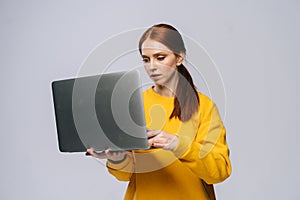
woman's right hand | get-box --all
[86,147,129,163]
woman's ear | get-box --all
[176,52,185,66]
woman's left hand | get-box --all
[86,147,129,163]
[147,129,178,150]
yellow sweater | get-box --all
[107,87,231,200]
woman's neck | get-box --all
[153,85,175,97]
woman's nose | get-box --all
[149,60,157,70]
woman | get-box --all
[87,24,231,200]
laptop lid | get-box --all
[51,70,149,152]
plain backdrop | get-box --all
[1,0,299,199]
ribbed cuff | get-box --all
[172,135,192,158]
[107,155,131,170]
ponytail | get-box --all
[170,64,199,122]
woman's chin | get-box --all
[153,81,165,87]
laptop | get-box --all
[51,70,149,152]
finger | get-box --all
[118,151,130,156]
[106,151,128,162]
[148,137,154,146]
[104,148,111,155]
[158,137,169,144]
[147,130,161,138]
[148,137,160,147]
[87,147,94,153]
[151,135,174,147]
[86,148,107,159]
[94,151,107,159]
[148,134,160,144]
[152,141,165,148]
[86,147,95,156]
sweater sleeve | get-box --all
[106,153,134,182]
[172,99,232,184]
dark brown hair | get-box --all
[139,24,199,122]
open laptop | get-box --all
[51,70,149,152]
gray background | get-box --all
[1,0,299,199]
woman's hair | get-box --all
[139,23,199,122]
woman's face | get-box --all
[141,39,183,88]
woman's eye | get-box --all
[142,58,149,63]
[157,56,165,61]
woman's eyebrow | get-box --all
[153,52,167,56]
[142,52,167,57]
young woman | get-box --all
[87,24,231,200]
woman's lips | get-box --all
[150,74,162,81]
[150,74,161,79]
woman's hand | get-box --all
[147,129,178,150]
[86,148,129,163]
